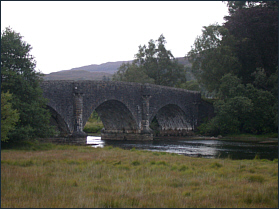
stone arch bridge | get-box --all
[41,81,213,143]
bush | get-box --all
[198,72,278,136]
[1,92,20,142]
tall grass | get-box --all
[1,145,278,208]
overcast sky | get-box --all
[1,1,229,74]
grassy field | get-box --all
[1,144,278,208]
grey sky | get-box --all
[1,1,229,74]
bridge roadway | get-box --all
[40,80,213,144]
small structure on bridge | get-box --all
[40,80,213,144]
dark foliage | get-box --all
[224,4,278,85]
[189,2,278,135]
[1,27,55,142]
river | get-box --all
[87,136,278,160]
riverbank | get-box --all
[218,137,278,144]
[1,144,278,208]
[151,135,278,145]
[216,133,278,144]
[187,136,278,144]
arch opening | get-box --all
[83,111,104,134]
[94,100,138,133]
[150,104,192,137]
[46,105,70,137]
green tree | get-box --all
[200,96,253,136]
[1,92,20,142]
[188,2,278,135]
[177,80,201,91]
[188,2,278,93]
[1,27,55,142]
[243,84,276,133]
[135,34,185,87]
[199,74,277,135]
[224,2,278,85]
[112,62,155,84]
[113,34,185,87]
[224,1,278,15]
[187,24,241,92]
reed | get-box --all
[1,144,278,208]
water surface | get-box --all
[87,136,278,160]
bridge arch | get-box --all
[92,99,138,132]
[46,105,70,136]
[150,104,192,137]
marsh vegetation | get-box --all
[1,144,277,208]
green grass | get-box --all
[83,111,104,133]
[83,120,103,133]
[1,144,278,208]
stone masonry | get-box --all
[40,80,213,144]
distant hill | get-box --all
[69,57,191,74]
[43,70,112,81]
[43,57,191,81]
[70,60,132,74]
[176,57,191,67]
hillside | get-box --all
[43,57,191,81]
[70,60,132,74]
[43,70,112,81]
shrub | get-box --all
[178,165,189,171]
[210,162,223,168]
[156,161,167,166]
[131,161,140,166]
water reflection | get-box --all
[87,136,104,148]
[87,136,278,160]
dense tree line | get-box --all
[188,1,278,135]
[1,27,55,144]
[113,1,278,136]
